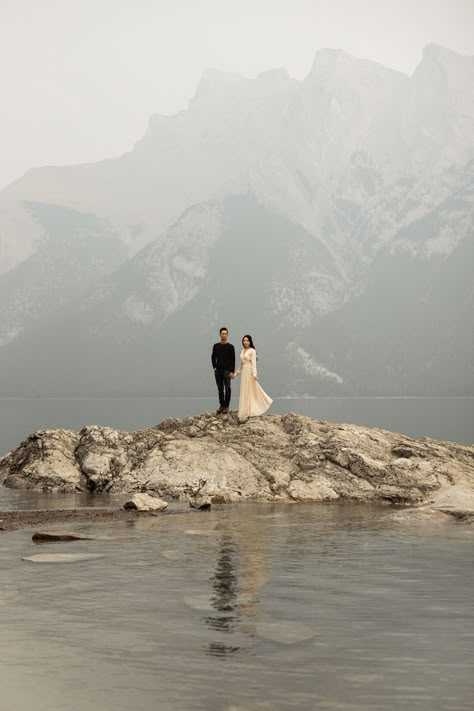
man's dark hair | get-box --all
[219,327,228,333]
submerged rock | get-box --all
[22,553,105,564]
[255,620,315,645]
[1,413,473,516]
[32,531,95,542]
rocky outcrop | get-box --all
[1,428,82,491]
[1,413,473,512]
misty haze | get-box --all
[1,3,474,707]
[0,44,472,399]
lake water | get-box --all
[1,502,474,710]
[1,398,473,709]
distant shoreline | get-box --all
[0,395,473,400]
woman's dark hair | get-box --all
[242,334,256,352]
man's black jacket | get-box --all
[211,342,235,372]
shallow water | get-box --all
[1,502,473,710]
[0,487,124,512]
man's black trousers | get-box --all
[214,368,231,408]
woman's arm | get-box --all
[234,349,243,376]
[250,349,257,378]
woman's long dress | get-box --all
[236,348,272,418]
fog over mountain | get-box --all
[0,44,472,397]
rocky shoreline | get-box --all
[1,411,473,526]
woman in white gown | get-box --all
[233,335,272,419]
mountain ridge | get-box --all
[0,44,472,396]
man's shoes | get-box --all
[222,407,229,414]
[216,406,224,415]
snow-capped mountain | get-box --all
[0,44,472,396]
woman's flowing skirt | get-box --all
[238,365,273,418]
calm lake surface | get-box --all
[1,503,474,711]
[1,397,473,709]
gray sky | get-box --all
[1,0,473,190]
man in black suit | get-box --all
[211,327,235,414]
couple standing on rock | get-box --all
[211,327,273,420]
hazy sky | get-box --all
[1,0,473,190]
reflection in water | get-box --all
[205,533,241,657]
[206,640,241,657]
[204,522,267,658]
[209,534,239,618]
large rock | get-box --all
[415,484,474,520]
[123,493,169,512]
[0,429,82,491]
[1,413,473,513]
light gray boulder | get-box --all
[416,484,474,520]
[123,493,169,512]
[0,429,83,491]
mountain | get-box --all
[0,44,472,397]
